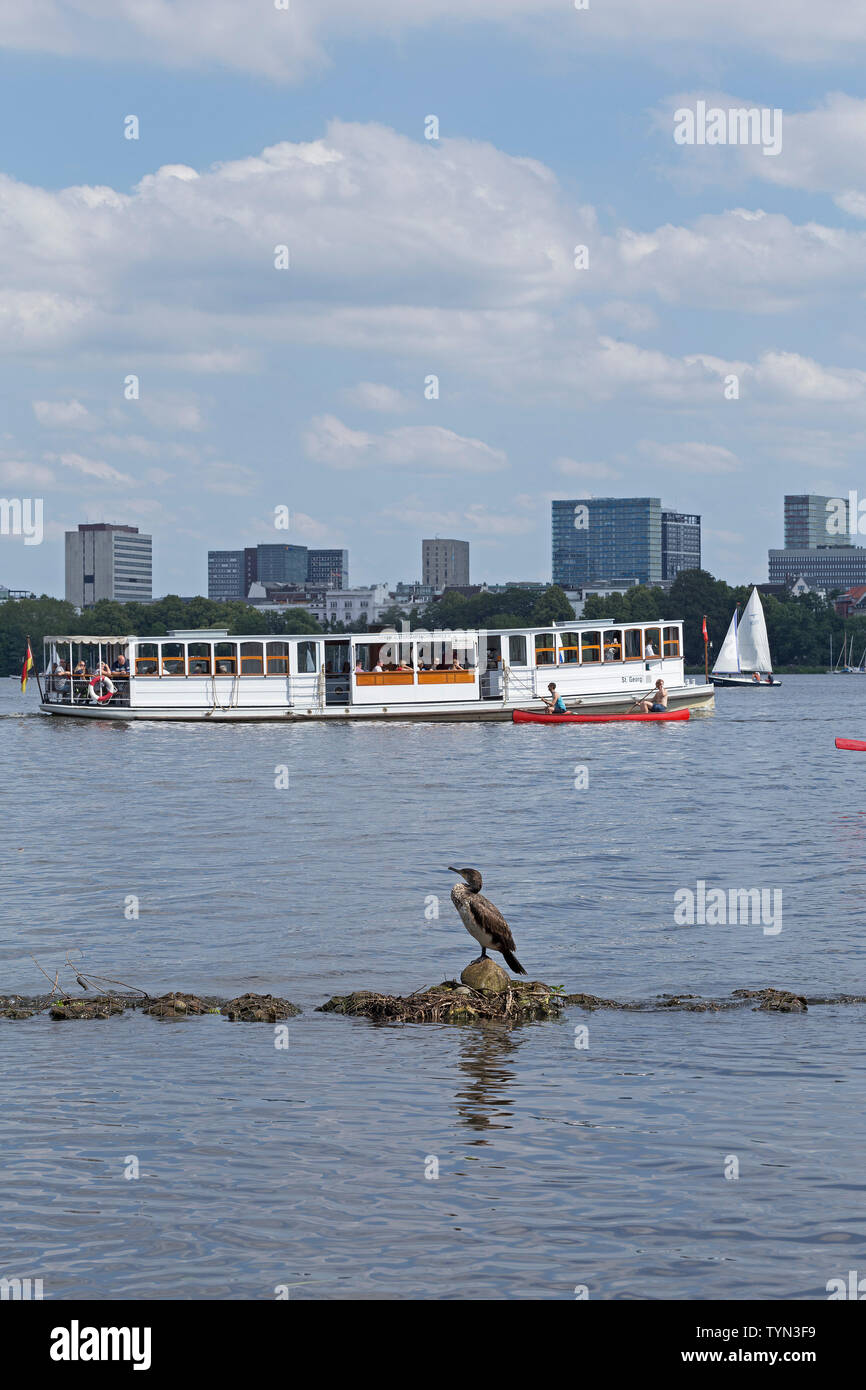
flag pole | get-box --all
[703,616,709,685]
[26,634,44,701]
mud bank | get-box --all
[0,991,300,1022]
[318,982,866,1025]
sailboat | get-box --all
[710,588,781,688]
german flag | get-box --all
[20,641,34,693]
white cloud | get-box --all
[383,497,533,536]
[343,381,412,413]
[2,2,866,81]
[45,451,134,485]
[196,461,259,495]
[639,441,743,474]
[553,457,622,480]
[32,398,96,429]
[303,415,507,473]
[0,458,56,487]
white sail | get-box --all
[737,588,773,672]
[712,610,740,673]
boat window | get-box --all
[603,631,622,662]
[623,629,643,661]
[581,631,601,663]
[535,632,556,666]
[266,641,289,674]
[187,642,212,675]
[663,626,681,657]
[644,627,662,659]
[136,642,159,676]
[559,632,580,664]
[297,641,318,674]
[240,641,264,675]
[352,643,377,672]
[509,635,527,666]
[214,641,237,674]
[161,642,186,676]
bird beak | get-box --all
[447,866,459,874]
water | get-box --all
[1,675,865,1299]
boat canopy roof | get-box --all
[43,618,682,644]
[44,634,139,644]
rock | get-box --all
[144,992,211,1019]
[732,987,808,1013]
[460,958,510,992]
[49,996,125,1020]
[221,993,301,1022]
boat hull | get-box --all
[39,685,714,723]
[513,708,690,725]
[835,737,866,752]
[709,675,781,688]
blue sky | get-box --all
[2,1,866,597]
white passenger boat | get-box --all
[38,620,714,721]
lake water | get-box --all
[2,675,865,1300]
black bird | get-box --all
[448,866,527,975]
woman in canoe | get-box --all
[542,681,568,714]
[636,678,668,714]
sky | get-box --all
[2,0,866,597]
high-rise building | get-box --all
[256,544,308,585]
[552,498,662,588]
[65,523,152,607]
[422,538,469,590]
[661,510,701,581]
[243,547,258,595]
[307,549,349,589]
[784,494,850,549]
[208,550,245,602]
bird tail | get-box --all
[502,949,527,976]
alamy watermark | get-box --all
[826,492,866,538]
[0,498,43,545]
[674,880,782,936]
[674,101,783,157]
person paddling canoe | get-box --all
[541,681,567,714]
[635,678,668,714]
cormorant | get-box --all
[448,866,527,975]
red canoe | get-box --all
[835,737,866,751]
[513,708,690,725]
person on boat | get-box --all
[73,659,87,677]
[752,671,761,683]
[112,652,130,676]
[636,679,668,713]
[645,640,656,657]
[542,682,567,714]
[354,659,365,673]
[450,655,464,671]
[373,660,383,672]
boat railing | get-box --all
[42,674,132,708]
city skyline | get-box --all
[2,9,866,596]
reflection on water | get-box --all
[454,1024,521,1133]
[1,676,866,1299]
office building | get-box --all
[256,544,308,585]
[208,550,245,602]
[307,549,349,589]
[552,497,662,588]
[422,538,469,590]
[768,547,866,590]
[784,495,850,550]
[65,523,152,607]
[661,510,701,581]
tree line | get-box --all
[0,574,856,676]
